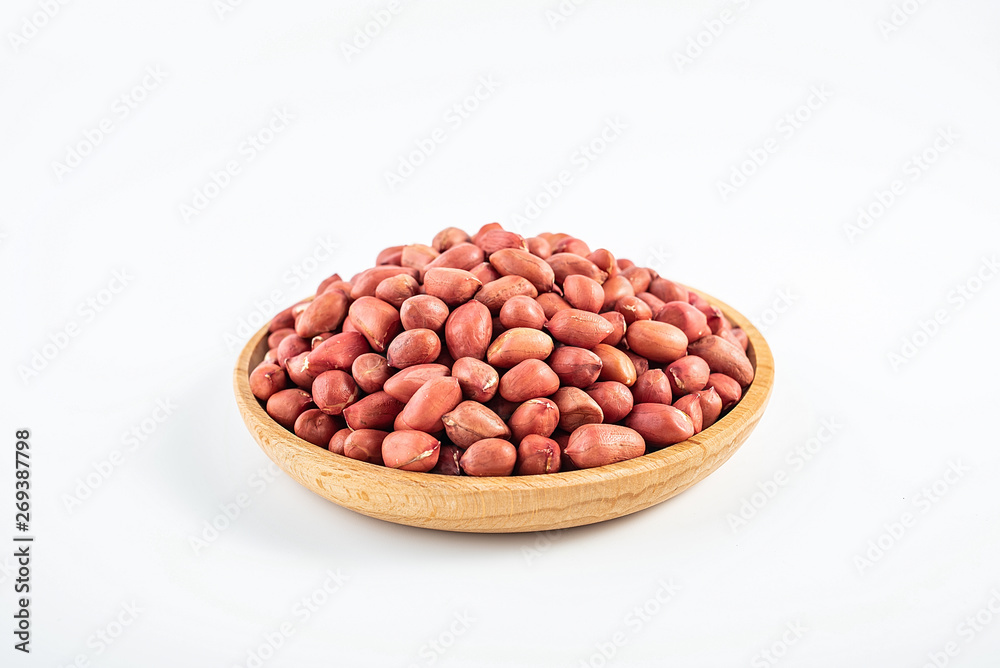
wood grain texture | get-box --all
[233,287,774,533]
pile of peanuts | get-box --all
[248,223,754,476]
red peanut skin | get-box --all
[673,394,703,433]
[694,387,723,429]
[342,391,404,431]
[624,403,694,447]
[546,309,615,348]
[382,364,451,402]
[276,334,311,369]
[585,381,634,424]
[498,359,560,403]
[631,369,673,405]
[351,353,393,394]
[666,355,711,397]
[451,357,499,403]
[564,424,645,469]
[687,335,754,387]
[387,329,441,369]
[460,439,517,476]
[267,328,296,350]
[293,409,342,447]
[516,435,561,475]
[399,376,463,433]
[445,300,493,361]
[312,370,359,415]
[430,444,463,475]
[295,290,349,338]
[250,363,287,401]
[307,331,371,374]
[499,295,547,330]
[348,297,401,352]
[548,346,603,389]
[399,295,450,331]
[562,274,604,313]
[508,398,560,443]
[624,320,687,364]
[705,373,742,410]
[382,430,440,472]
[328,427,351,455]
[599,311,627,346]
[343,429,388,464]
[266,389,315,430]
[285,352,318,390]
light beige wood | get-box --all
[233,287,774,533]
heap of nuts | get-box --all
[248,224,754,477]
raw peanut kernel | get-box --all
[441,401,510,448]
[489,248,555,293]
[687,335,754,387]
[445,300,492,361]
[451,357,499,402]
[250,363,287,401]
[564,424,645,469]
[423,267,483,306]
[499,295,547,330]
[548,346,603,388]
[666,355,710,396]
[498,359,560,403]
[546,309,615,348]
[386,329,441,369]
[591,344,637,386]
[382,430,440,472]
[399,376,463,433]
[460,438,517,476]
[624,320,687,364]
[516,434,561,475]
[382,364,450,402]
[562,274,605,313]
[624,403,694,447]
[551,387,604,432]
[508,398,560,443]
[486,328,554,368]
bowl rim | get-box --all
[233,285,774,491]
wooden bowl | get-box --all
[233,288,774,533]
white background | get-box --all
[2,0,999,666]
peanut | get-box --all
[460,438,517,476]
[382,430,440,472]
[564,424,645,469]
[516,434,561,475]
[687,335,754,387]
